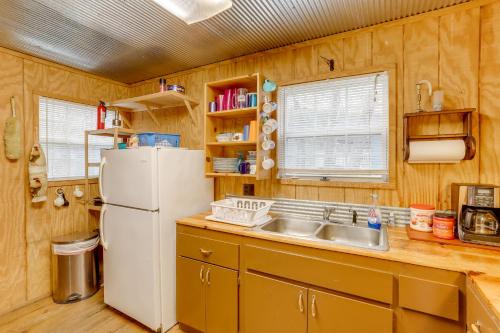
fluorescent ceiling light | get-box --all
[152,0,232,24]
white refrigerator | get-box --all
[98,147,213,332]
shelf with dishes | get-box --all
[204,73,273,180]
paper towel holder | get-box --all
[403,108,476,161]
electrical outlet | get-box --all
[243,184,255,196]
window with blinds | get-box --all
[39,96,115,180]
[278,71,389,182]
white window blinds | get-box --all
[278,71,389,182]
[39,96,115,180]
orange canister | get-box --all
[432,213,456,239]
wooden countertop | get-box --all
[177,212,500,319]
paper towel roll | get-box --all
[408,139,466,163]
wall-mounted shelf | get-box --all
[204,73,271,180]
[108,91,199,126]
[403,108,476,161]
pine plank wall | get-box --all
[0,0,500,317]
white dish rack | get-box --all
[208,198,275,227]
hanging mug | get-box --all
[263,101,277,114]
[262,157,275,170]
[263,79,277,92]
[54,188,67,207]
[262,118,278,135]
[262,136,276,151]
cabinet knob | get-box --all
[298,291,304,313]
[200,248,213,257]
[199,266,205,283]
[311,294,317,318]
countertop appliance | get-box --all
[451,183,500,247]
[99,147,213,332]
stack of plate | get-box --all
[213,157,239,173]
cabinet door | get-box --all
[205,264,238,333]
[177,256,206,332]
[242,272,307,333]
[308,289,393,333]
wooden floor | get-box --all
[0,289,186,333]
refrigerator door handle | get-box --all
[99,205,109,250]
[99,156,107,203]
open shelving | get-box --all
[108,90,199,126]
[204,73,271,180]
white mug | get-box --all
[54,194,65,207]
[262,137,275,151]
[262,157,275,170]
[262,118,278,135]
[263,101,277,114]
[73,186,84,198]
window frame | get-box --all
[276,65,397,190]
[34,92,117,182]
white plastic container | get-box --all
[409,204,435,232]
[208,198,274,227]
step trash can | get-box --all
[51,231,100,303]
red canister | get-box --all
[432,213,455,239]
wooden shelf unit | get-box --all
[403,108,476,161]
[84,127,137,222]
[204,73,271,180]
[108,90,199,126]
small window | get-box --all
[278,71,389,183]
[39,96,115,180]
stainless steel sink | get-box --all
[254,216,389,251]
[315,223,388,250]
[260,218,322,237]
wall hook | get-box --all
[319,56,335,72]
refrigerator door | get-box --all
[157,149,214,332]
[101,204,161,331]
[100,147,158,210]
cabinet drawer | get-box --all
[467,282,500,333]
[243,245,393,304]
[399,275,459,321]
[177,233,239,270]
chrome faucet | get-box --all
[349,209,358,226]
[323,207,335,222]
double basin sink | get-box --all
[254,216,390,251]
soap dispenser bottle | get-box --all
[368,194,382,230]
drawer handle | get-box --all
[470,322,481,333]
[200,248,213,257]
[206,268,211,285]
[311,294,317,318]
[199,266,205,283]
[298,291,304,313]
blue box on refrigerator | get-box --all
[137,132,180,148]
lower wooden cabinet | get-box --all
[308,289,393,333]
[177,256,238,333]
[242,272,393,333]
[243,272,307,333]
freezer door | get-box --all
[100,147,158,210]
[101,204,161,331]
[157,149,214,332]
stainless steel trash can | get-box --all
[51,231,100,303]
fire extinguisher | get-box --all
[97,101,107,130]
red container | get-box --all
[97,101,106,130]
[432,213,455,239]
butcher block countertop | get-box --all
[177,212,500,320]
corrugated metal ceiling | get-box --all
[0,0,469,83]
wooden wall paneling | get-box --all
[343,32,373,70]
[293,46,316,79]
[0,52,27,315]
[403,17,441,207]
[438,8,481,210]
[314,38,344,74]
[295,186,319,201]
[479,2,500,185]
[318,187,345,203]
[372,25,404,207]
